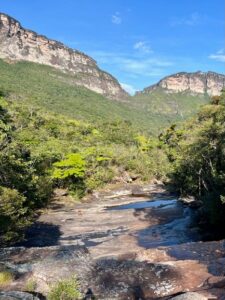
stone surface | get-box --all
[170,292,208,300]
[137,72,225,96]
[0,291,40,300]
[0,13,128,100]
[0,184,225,299]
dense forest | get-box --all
[164,91,225,229]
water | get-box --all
[108,198,201,248]
[107,198,177,210]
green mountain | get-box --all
[0,59,218,134]
[1,13,224,134]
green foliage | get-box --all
[0,186,31,245]
[52,154,86,180]
[0,82,172,244]
[164,91,225,227]
[0,59,211,134]
[48,276,81,300]
[25,278,37,292]
[0,269,14,287]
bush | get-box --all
[0,270,13,287]
[48,276,81,300]
[25,278,37,292]
[0,187,31,245]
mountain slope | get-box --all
[0,12,225,133]
[137,71,225,96]
[0,12,128,100]
[130,71,225,125]
[0,59,160,132]
[0,58,224,134]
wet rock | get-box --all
[0,291,41,300]
[170,292,208,300]
[178,196,202,208]
[179,196,195,204]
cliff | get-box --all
[0,13,128,100]
[137,71,225,96]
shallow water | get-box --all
[107,198,177,210]
[108,197,201,248]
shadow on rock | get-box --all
[88,258,182,299]
[16,222,62,247]
[133,202,201,249]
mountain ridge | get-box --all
[0,12,128,100]
[136,71,225,96]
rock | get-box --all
[0,13,128,100]
[170,292,208,300]
[0,245,92,296]
[0,291,40,300]
[89,258,184,299]
[178,196,202,208]
[53,188,68,197]
[137,71,225,96]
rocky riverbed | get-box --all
[0,184,225,299]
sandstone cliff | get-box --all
[0,13,128,100]
[137,71,225,96]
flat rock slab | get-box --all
[1,184,225,299]
[170,292,208,300]
[0,291,40,300]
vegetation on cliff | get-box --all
[0,59,213,134]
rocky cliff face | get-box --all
[138,72,225,96]
[0,13,128,100]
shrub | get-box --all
[0,270,13,287]
[48,276,81,300]
[25,278,37,292]
[0,187,31,245]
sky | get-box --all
[1,0,225,94]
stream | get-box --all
[2,184,225,299]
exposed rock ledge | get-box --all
[137,71,225,96]
[0,184,225,299]
[0,13,128,100]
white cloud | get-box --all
[134,41,153,54]
[90,51,173,77]
[112,12,122,25]
[120,82,136,95]
[171,12,202,27]
[209,49,225,62]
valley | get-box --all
[0,10,225,300]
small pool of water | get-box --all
[107,198,177,210]
[107,197,202,247]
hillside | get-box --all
[0,59,158,132]
[130,71,225,126]
[0,12,128,100]
[131,87,210,123]
[1,13,224,134]
[0,59,220,135]
[0,58,186,134]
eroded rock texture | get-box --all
[0,13,128,100]
[138,72,225,96]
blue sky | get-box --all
[1,0,225,94]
